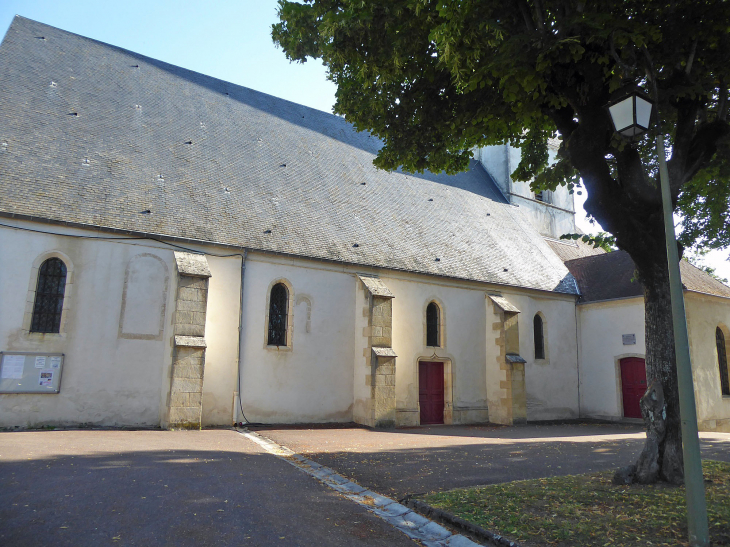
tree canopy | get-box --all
[273,0,730,255]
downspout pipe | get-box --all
[236,249,253,425]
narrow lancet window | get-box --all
[30,257,67,333]
[268,283,288,346]
[716,327,730,396]
[426,302,440,347]
[534,314,545,359]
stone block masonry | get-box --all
[356,274,397,428]
[166,252,212,429]
[488,295,527,425]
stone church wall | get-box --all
[236,253,357,424]
[485,291,580,424]
[685,293,730,432]
[385,275,489,426]
[577,297,646,421]
[200,254,242,427]
[0,220,176,427]
[509,292,580,420]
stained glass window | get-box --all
[426,302,440,347]
[30,258,67,333]
[716,327,729,396]
[534,314,545,359]
[268,283,288,346]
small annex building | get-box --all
[1,17,729,432]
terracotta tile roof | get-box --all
[0,17,577,295]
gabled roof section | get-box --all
[0,17,576,295]
[565,250,730,303]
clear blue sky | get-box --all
[1,1,728,277]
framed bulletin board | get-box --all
[0,352,64,394]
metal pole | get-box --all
[656,135,710,547]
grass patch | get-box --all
[423,460,730,546]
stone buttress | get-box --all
[356,275,397,428]
[165,252,212,429]
[487,295,527,425]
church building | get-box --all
[1,17,729,432]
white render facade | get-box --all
[0,218,582,429]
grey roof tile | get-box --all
[0,17,576,294]
[565,251,730,302]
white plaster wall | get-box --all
[510,194,576,239]
[201,254,242,426]
[475,144,576,239]
[685,293,730,430]
[352,279,371,425]
[0,222,175,427]
[577,298,646,419]
[237,254,356,423]
[506,292,580,420]
[474,144,510,197]
[384,275,488,421]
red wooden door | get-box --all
[620,357,647,419]
[419,361,444,425]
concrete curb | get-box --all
[404,498,522,547]
[239,428,487,547]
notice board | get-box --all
[0,352,64,393]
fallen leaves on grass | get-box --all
[423,460,730,547]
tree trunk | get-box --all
[614,249,685,485]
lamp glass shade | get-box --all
[608,96,635,135]
[635,95,653,130]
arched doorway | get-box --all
[419,361,444,424]
[620,357,647,419]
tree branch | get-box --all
[679,120,730,190]
[614,145,661,206]
[533,0,546,35]
[515,0,536,32]
[685,38,698,75]
[667,98,700,189]
[718,83,728,122]
[609,31,640,78]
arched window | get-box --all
[267,283,288,346]
[716,327,730,396]
[30,258,67,333]
[534,314,545,359]
[426,302,440,347]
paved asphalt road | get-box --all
[3,424,729,546]
[0,429,417,547]
[254,422,730,498]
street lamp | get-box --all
[607,88,653,137]
[607,86,710,547]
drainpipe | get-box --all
[574,296,582,418]
[236,249,249,424]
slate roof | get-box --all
[0,17,576,294]
[564,251,730,303]
[545,238,606,262]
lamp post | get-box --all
[608,88,710,547]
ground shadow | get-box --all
[0,442,414,547]
[254,425,730,499]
